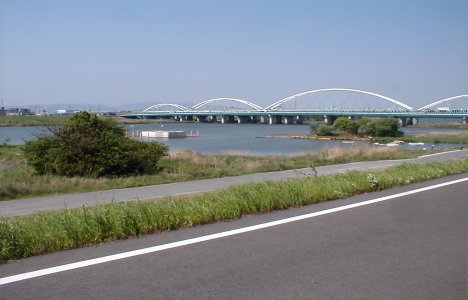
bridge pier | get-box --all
[268,115,282,124]
[282,116,294,124]
[295,116,304,124]
[463,117,467,124]
[221,115,235,124]
[324,115,336,126]
[197,116,208,123]
[236,116,249,123]
[399,117,408,127]
[178,116,194,122]
[250,116,259,123]
[412,118,419,125]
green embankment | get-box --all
[409,123,468,129]
[295,134,468,145]
[1,158,467,262]
[0,115,164,127]
[372,133,468,145]
[1,146,425,200]
[0,116,70,127]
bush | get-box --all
[312,117,403,137]
[357,117,403,137]
[316,123,335,136]
[333,117,358,135]
[22,112,168,177]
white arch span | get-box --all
[418,94,468,111]
[191,98,264,111]
[265,88,414,110]
[143,103,189,112]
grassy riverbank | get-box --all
[0,116,71,127]
[0,115,168,127]
[294,132,468,145]
[372,131,468,144]
[0,145,425,200]
[409,123,468,129]
[1,158,466,262]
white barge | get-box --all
[140,130,186,138]
[127,130,199,139]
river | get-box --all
[0,123,465,155]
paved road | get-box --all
[0,174,466,299]
[0,149,467,216]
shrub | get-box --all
[312,117,403,137]
[316,123,335,136]
[333,117,358,135]
[22,112,168,177]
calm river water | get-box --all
[0,123,465,155]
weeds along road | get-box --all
[0,174,466,299]
[0,149,467,216]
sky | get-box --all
[0,0,467,109]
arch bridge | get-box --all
[121,89,468,125]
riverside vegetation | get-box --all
[1,113,466,200]
[309,117,468,144]
[410,122,468,129]
[0,115,168,126]
[0,158,467,262]
[1,145,426,200]
[310,117,403,138]
[22,112,168,177]
[0,115,70,127]
[371,132,468,144]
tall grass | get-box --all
[0,146,424,200]
[1,158,467,262]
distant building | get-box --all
[0,107,34,116]
[56,109,79,115]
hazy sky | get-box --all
[1,0,467,108]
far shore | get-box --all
[264,132,468,145]
[1,115,467,128]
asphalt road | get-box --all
[0,149,467,216]
[0,174,466,299]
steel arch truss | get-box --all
[143,103,190,112]
[418,94,468,111]
[191,98,264,111]
[264,88,414,110]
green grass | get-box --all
[409,123,468,129]
[1,158,467,262]
[0,115,71,127]
[373,133,468,144]
[0,145,22,161]
[302,131,468,145]
[0,115,167,126]
[0,146,426,200]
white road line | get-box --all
[1,177,467,286]
[417,149,465,159]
